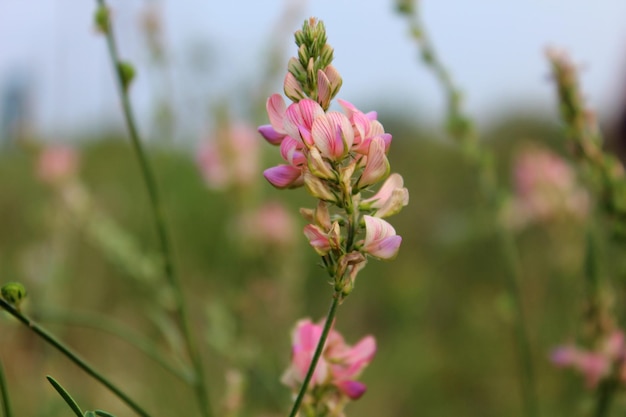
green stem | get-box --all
[0,358,12,417]
[0,298,152,417]
[95,2,212,416]
[41,309,192,383]
[287,294,341,417]
[498,227,539,417]
[594,379,616,417]
[400,7,539,417]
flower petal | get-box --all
[266,94,286,133]
[263,165,303,189]
[258,124,285,145]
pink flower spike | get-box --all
[363,215,402,260]
[304,224,332,255]
[258,124,285,145]
[266,94,287,134]
[312,112,354,160]
[357,137,390,189]
[263,165,303,189]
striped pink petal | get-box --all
[263,165,303,189]
[311,112,354,160]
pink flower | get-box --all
[362,215,402,260]
[338,99,392,154]
[197,123,259,190]
[282,319,376,400]
[237,201,295,248]
[361,173,409,218]
[37,145,79,184]
[504,145,589,228]
[551,331,626,388]
[311,111,354,161]
[356,137,390,189]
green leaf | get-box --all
[46,376,83,417]
[95,410,117,417]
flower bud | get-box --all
[117,61,136,92]
[307,147,336,180]
[304,172,337,202]
[284,72,306,103]
[1,282,27,310]
[94,5,111,34]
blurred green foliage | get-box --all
[0,111,614,417]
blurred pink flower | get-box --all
[551,331,626,388]
[37,145,79,184]
[237,201,296,248]
[197,123,259,190]
[282,318,376,400]
[505,145,589,228]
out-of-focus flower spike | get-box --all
[264,165,303,189]
[357,137,390,189]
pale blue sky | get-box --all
[2,1,626,140]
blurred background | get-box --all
[2,1,626,416]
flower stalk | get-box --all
[94,2,211,416]
[397,5,538,417]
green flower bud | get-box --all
[1,282,27,309]
[117,61,136,92]
[94,5,110,34]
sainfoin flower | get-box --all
[551,331,626,388]
[197,123,259,190]
[37,145,79,184]
[259,17,409,292]
[282,318,376,400]
[503,145,589,229]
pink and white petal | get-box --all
[317,69,331,108]
[312,112,354,160]
[284,99,324,144]
[362,173,405,207]
[366,235,402,260]
[263,165,303,189]
[358,137,389,188]
[280,136,306,166]
[363,215,397,245]
[303,224,332,255]
[267,94,286,133]
[337,98,358,119]
[258,124,285,145]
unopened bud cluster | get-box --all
[259,18,409,297]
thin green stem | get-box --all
[497,226,539,417]
[95,2,212,416]
[400,7,539,417]
[594,379,616,417]
[0,298,152,417]
[41,309,192,383]
[287,294,341,417]
[0,358,12,417]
